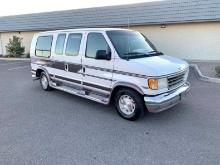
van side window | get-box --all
[35,36,53,57]
[55,34,66,55]
[86,33,109,59]
[65,33,82,56]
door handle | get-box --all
[65,64,69,71]
[82,67,85,77]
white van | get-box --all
[30,28,190,120]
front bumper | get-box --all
[144,82,190,113]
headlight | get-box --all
[148,78,168,90]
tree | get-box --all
[5,36,25,57]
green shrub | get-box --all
[5,36,25,57]
[215,66,220,77]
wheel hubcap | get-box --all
[119,95,136,115]
[41,75,48,89]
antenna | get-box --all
[127,16,130,29]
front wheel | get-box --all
[114,88,145,121]
[40,72,52,91]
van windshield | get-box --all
[106,30,163,59]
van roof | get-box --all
[38,28,133,34]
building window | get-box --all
[65,33,82,56]
[86,33,109,59]
[55,34,66,55]
[35,36,53,57]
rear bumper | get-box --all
[144,82,190,113]
[31,70,40,80]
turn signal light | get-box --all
[148,79,158,90]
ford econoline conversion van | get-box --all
[30,28,190,120]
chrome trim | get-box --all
[167,71,186,90]
[147,68,188,79]
[118,95,136,115]
[31,71,39,80]
[52,85,110,105]
[144,82,190,113]
[32,74,37,78]
[41,74,49,89]
[31,70,36,76]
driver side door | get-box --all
[82,32,114,95]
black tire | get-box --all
[114,88,145,121]
[40,72,52,91]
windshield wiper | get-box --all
[147,51,163,56]
[123,52,149,60]
[123,51,163,60]
[123,52,146,55]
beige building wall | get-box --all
[0,22,219,60]
[0,34,3,55]
[0,31,39,55]
[131,22,220,61]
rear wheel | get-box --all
[114,88,145,121]
[40,72,52,91]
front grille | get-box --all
[168,71,186,90]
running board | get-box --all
[51,84,110,105]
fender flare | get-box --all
[36,67,51,81]
[111,82,145,95]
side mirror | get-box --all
[96,50,111,60]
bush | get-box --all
[5,36,25,57]
[215,66,220,77]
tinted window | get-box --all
[55,34,66,55]
[65,33,82,56]
[35,36,53,57]
[107,30,157,59]
[86,33,109,58]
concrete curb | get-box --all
[0,58,30,61]
[190,64,220,84]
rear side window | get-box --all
[65,33,82,56]
[55,34,66,55]
[35,36,53,57]
[86,33,109,59]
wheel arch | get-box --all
[110,82,144,102]
[36,67,50,79]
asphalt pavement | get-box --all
[0,60,220,165]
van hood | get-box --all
[131,55,188,76]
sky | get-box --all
[0,0,162,16]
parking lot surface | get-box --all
[0,60,220,165]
